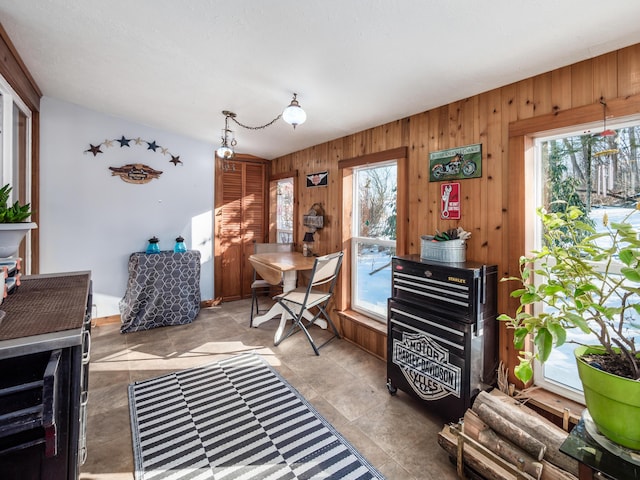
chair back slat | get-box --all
[309,252,343,291]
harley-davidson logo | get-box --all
[109,163,163,184]
[392,332,461,400]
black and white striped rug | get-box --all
[128,352,385,480]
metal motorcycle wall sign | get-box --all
[429,143,482,182]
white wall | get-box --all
[39,97,215,317]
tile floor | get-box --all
[80,298,460,480]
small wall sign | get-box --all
[441,182,460,219]
[109,164,163,184]
[429,143,482,182]
[306,171,328,187]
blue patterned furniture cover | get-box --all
[120,251,201,333]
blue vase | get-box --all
[174,236,187,253]
[146,236,160,254]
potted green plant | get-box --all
[499,203,640,450]
[0,183,36,258]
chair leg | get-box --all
[250,289,258,327]
[274,300,342,356]
[317,305,341,339]
[298,321,321,355]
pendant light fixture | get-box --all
[215,93,306,160]
[281,93,307,129]
[216,111,237,160]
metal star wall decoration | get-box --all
[86,144,103,156]
[84,135,184,166]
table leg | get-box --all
[251,271,299,328]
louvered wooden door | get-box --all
[214,156,268,301]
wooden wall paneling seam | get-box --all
[551,66,572,113]
[571,59,594,107]
[480,89,504,270]
[593,52,619,103]
[396,156,408,256]
[532,72,553,117]
[407,113,427,249]
[516,77,535,121]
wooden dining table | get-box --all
[248,251,325,342]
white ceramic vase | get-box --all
[0,222,37,258]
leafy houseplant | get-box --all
[0,184,32,223]
[0,183,36,258]
[499,203,640,449]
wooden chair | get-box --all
[273,251,343,355]
[250,242,293,326]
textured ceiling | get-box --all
[2,0,640,159]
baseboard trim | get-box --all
[93,314,120,327]
[337,309,387,360]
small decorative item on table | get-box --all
[174,236,187,253]
[146,236,160,254]
[302,232,314,257]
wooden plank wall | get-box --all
[269,43,640,370]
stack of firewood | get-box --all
[438,390,579,480]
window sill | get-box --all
[336,309,387,360]
[518,388,585,430]
[337,309,386,335]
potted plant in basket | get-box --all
[499,203,640,450]
[0,183,36,258]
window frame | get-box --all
[525,113,640,401]
[350,161,397,321]
[0,73,34,271]
[269,170,297,244]
[338,147,408,321]
[506,96,640,395]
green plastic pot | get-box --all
[575,345,640,451]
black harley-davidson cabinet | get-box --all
[387,255,497,421]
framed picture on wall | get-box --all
[429,143,482,182]
[307,171,328,187]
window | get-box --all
[532,116,640,400]
[351,161,397,321]
[275,177,294,243]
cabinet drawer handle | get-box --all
[82,330,91,364]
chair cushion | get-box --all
[251,279,275,289]
[275,288,331,310]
